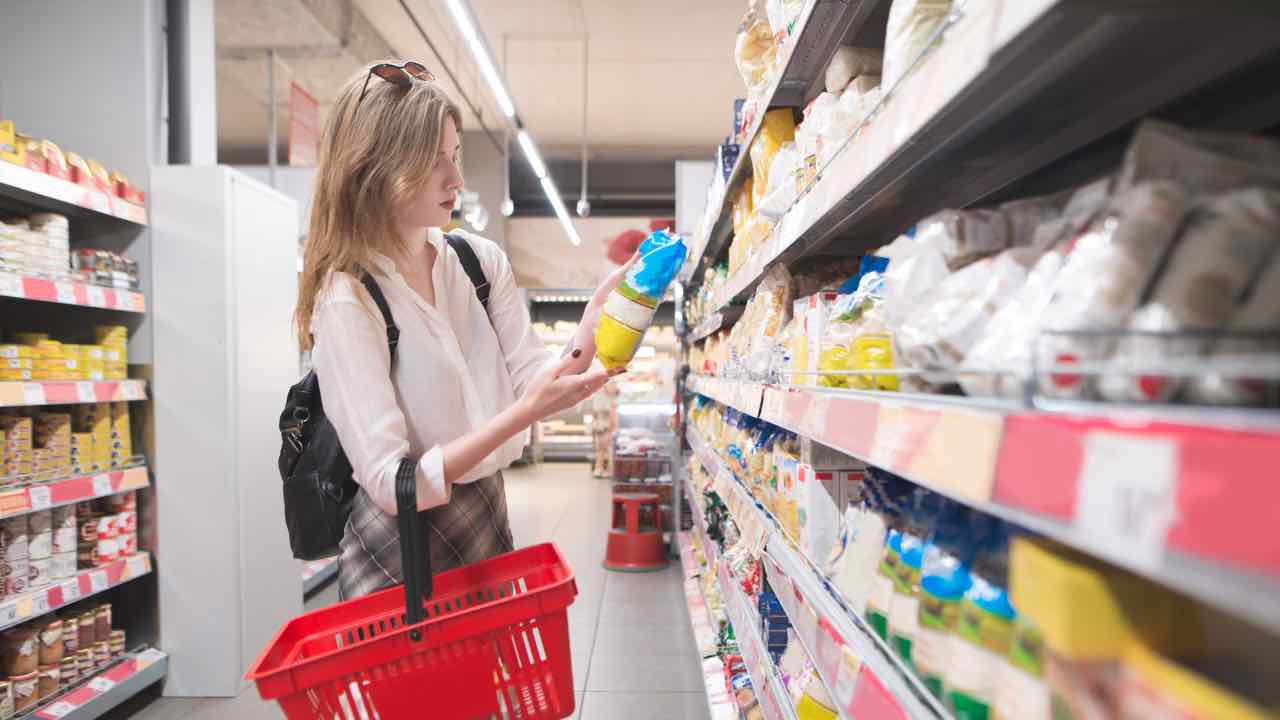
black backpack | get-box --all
[278,233,491,560]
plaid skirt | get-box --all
[337,471,514,600]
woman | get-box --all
[296,61,630,599]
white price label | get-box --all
[88,676,116,693]
[86,285,106,307]
[89,570,108,593]
[31,593,50,615]
[0,273,20,297]
[136,647,166,668]
[1075,431,1179,571]
[22,383,44,405]
[77,381,96,403]
[124,382,144,400]
[54,282,75,304]
[92,474,113,496]
[60,579,81,603]
[126,554,147,577]
[43,701,77,718]
[0,602,17,625]
[29,485,52,510]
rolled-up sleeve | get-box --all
[311,278,451,515]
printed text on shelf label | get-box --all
[89,675,117,693]
[1075,431,1179,572]
[90,570,109,593]
[92,474,113,496]
[60,580,80,603]
[29,486,51,510]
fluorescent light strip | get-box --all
[541,176,583,246]
[517,131,548,179]
[443,0,515,118]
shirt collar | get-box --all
[367,227,447,276]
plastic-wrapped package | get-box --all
[1036,181,1193,399]
[830,75,882,146]
[882,0,953,91]
[1187,249,1280,406]
[882,234,950,334]
[897,247,1041,371]
[735,2,777,93]
[748,265,794,378]
[595,229,688,369]
[795,94,837,189]
[825,47,884,94]
[766,0,804,39]
[915,195,1066,272]
[1100,189,1280,403]
[750,109,797,207]
[757,141,801,220]
[1118,120,1280,197]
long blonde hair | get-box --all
[295,62,463,350]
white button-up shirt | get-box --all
[311,228,552,516]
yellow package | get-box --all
[0,345,34,360]
[750,109,797,207]
[732,179,754,239]
[852,334,898,391]
[1118,642,1275,720]
[0,120,22,166]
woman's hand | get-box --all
[517,350,615,424]
[562,251,641,374]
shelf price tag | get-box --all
[126,554,147,577]
[89,570,109,593]
[88,675,117,693]
[43,701,77,718]
[54,282,75,304]
[29,486,52,510]
[92,474,113,497]
[0,273,20,297]
[0,601,18,626]
[86,285,106,307]
[76,381,96,403]
[60,579,81,603]
[30,592,50,615]
[22,384,44,405]
[1075,431,1179,572]
[137,647,166,669]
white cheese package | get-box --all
[1100,189,1280,402]
[1187,249,1280,406]
[1118,120,1280,196]
[825,47,883,93]
[881,0,953,91]
[1035,181,1192,399]
[916,194,1066,271]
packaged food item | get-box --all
[10,671,35,713]
[59,655,75,687]
[1100,189,1280,403]
[109,629,125,658]
[1117,641,1274,720]
[825,46,883,94]
[0,121,22,166]
[914,503,980,700]
[595,230,687,370]
[78,612,96,645]
[766,0,804,39]
[1118,120,1280,197]
[829,75,882,146]
[750,109,797,208]
[756,141,801,220]
[948,524,1019,719]
[94,604,111,640]
[993,611,1050,720]
[2,627,38,675]
[795,93,837,188]
[0,517,27,563]
[1036,181,1192,399]
[1187,247,1280,405]
[0,678,11,718]
[888,488,942,665]
[36,663,59,700]
[735,2,777,93]
[882,0,953,91]
[28,557,51,590]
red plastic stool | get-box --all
[604,492,668,572]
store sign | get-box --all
[288,82,320,167]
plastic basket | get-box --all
[248,464,578,719]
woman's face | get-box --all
[397,116,464,230]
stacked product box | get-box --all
[94,326,127,381]
[32,413,70,482]
[0,417,32,481]
[1,404,131,485]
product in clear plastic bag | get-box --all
[750,109,797,208]
[735,2,778,93]
[882,0,953,91]
[825,47,883,94]
[883,233,950,334]
[757,141,800,220]
[766,0,804,39]
[917,195,1066,272]
[595,229,688,369]
[1187,249,1280,406]
[1036,181,1192,399]
[1100,189,1280,403]
[830,75,882,146]
[796,93,837,189]
[1118,120,1280,197]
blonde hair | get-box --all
[295,62,463,350]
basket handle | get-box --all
[395,458,432,633]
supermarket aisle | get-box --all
[107,461,708,720]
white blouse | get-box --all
[311,228,553,516]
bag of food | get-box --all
[1036,181,1192,399]
[596,229,688,369]
[830,75,882,145]
[735,2,777,93]
[757,141,801,220]
[1187,248,1280,406]
[882,0,953,91]
[766,0,805,40]
[825,47,883,94]
[1100,189,1280,402]
[796,95,836,189]
[750,109,798,207]
[1118,120,1280,197]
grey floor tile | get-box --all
[100,694,199,720]
[580,691,711,720]
[591,622,699,658]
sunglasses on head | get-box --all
[358,61,437,103]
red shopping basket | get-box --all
[249,467,578,719]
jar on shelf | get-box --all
[59,655,76,688]
[50,507,76,555]
[108,629,124,658]
[93,605,110,640]
[1,627,38,676]
[28,557,51,590]
[27,511,51,561]
[59,613,79,657]
[92,641,109,668]
[77,612,95,646]
[36,619,62,665]
[1,517,28,563]
[9,671,35,713]
[1,556,29,596]
[36,663,58,701]
[74,649,93,677]
[0,678,11,719]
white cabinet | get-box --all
[151,166,302,697]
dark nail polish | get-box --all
[571,348,582,358]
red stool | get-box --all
[604,492,668,572]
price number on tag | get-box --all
[54,283,75,304]
[60,580,80,603]
[89,570,109,593]
[86,285,106,307]
[29,486,52,510]
[92,474,113,497]
[88,675,116,693]
[44,701,77,718]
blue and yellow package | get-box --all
[596,229,688,369]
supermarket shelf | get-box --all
[717,555,796,720]
[0,463,148,519]
[0,380,147,408]
[0,553,152,632]
[0,273,146,313]
[685,0,885,280]
[0,161,147,226]
[301,557,338,596]
[676,531,738,720]
[27,647,168,720]
[688,376,1280,635]
[686,306,744,344]
[695,0,1280,311]
[691,426,944,719]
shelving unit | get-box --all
[675,531,737,720]
[0,463,148,518]
[27,647,168,720]
[0,273,145,313]
[0,554,152,632]
[0,161,147,226]
[0,380,147,408]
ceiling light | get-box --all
[541,176,582,246]
[517,130,547,179]
[443,0,515,118]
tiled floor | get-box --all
[105,461,710,720]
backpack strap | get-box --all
[359,273,399,357]
[446,232,491,311]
